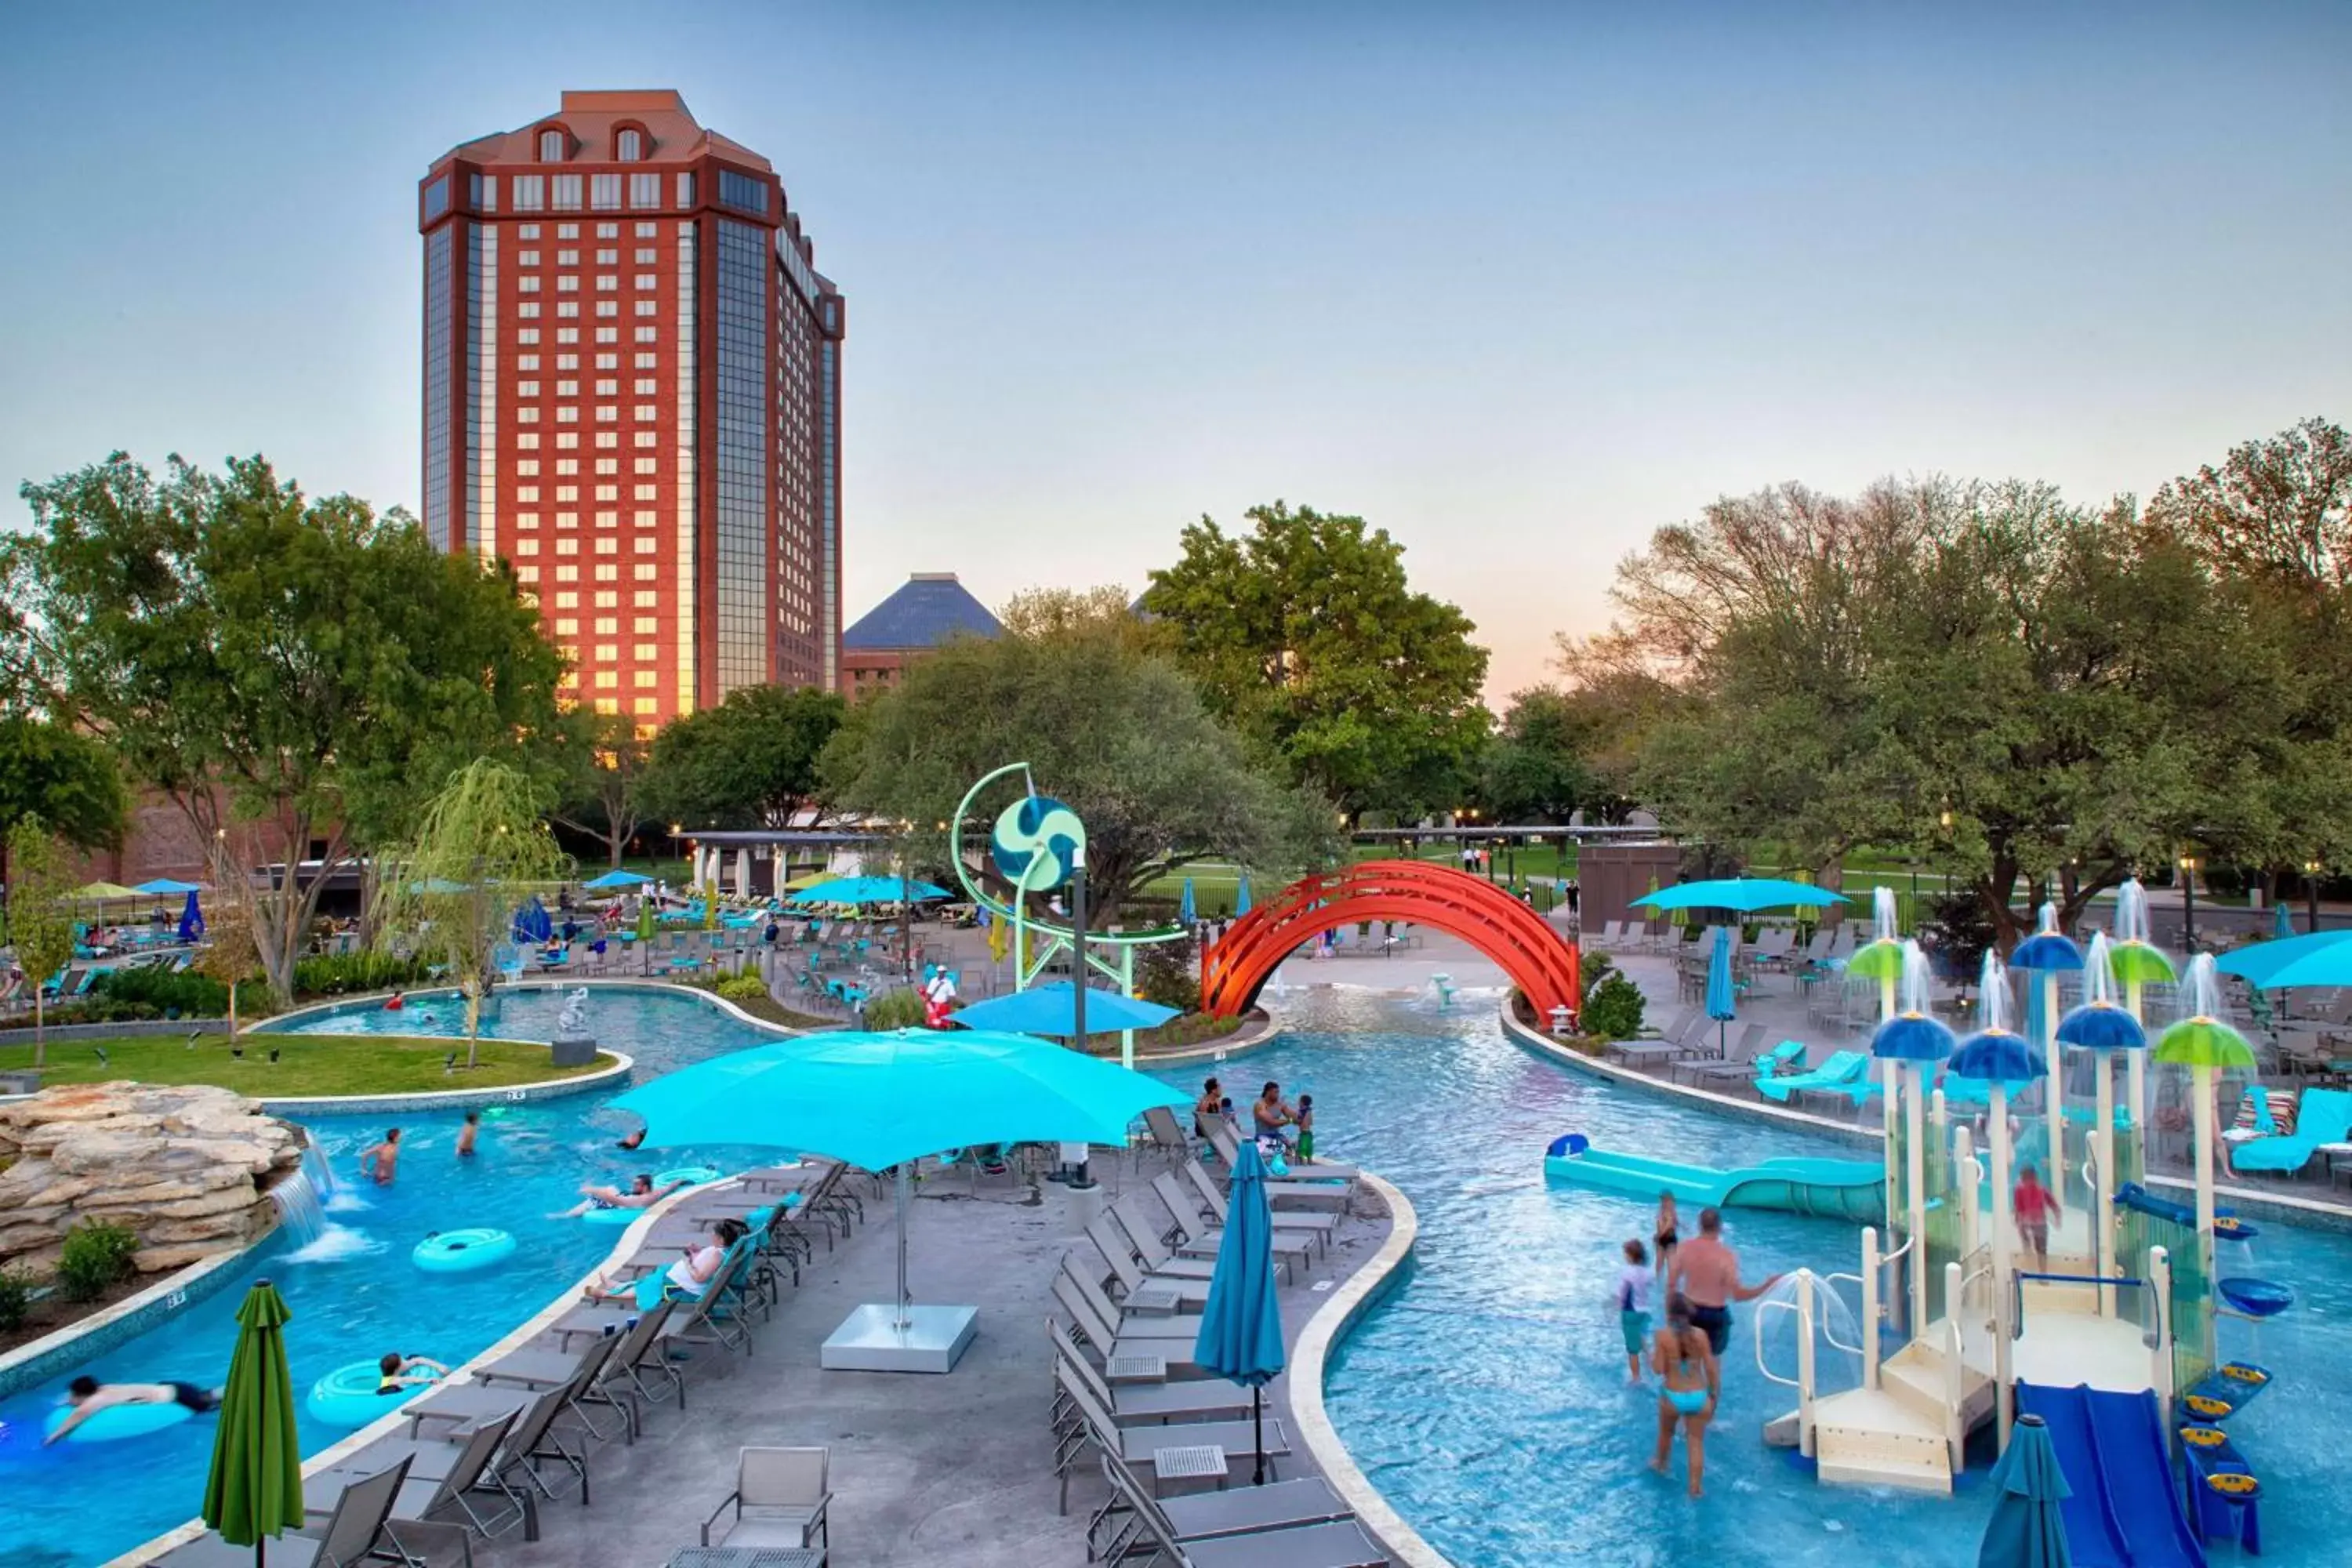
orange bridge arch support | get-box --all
[1200,860,1582,1022]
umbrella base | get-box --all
[819,1302,977,1374]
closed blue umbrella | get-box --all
[2274,901,2295,941]
[1704,925,1737,1057]
[951,981,1179,1037]
[1194,1139,1285,1484]
[1235,875,1252,917]
[1180,877,1196,926]
[178,889,205,944]
[1979,1412,2071,1567]
[512,895,553,945]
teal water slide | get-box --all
[1542,1134,1886,1221]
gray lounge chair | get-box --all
[1065,1248,1208,1329]
[1206,1123,1361,1185]
[477,1302,653,1439]
[699,1444,833,1552]
[1179,1163,1342,1245]
[358,1386,588,1511]
[307,1406,528,1549]
[1051,1273,1207,1376]
[1086,1216,1212,1312]
[1151,1173,1320,1272]
[1108,1197,1221,1279]
[1054,1361,1290,1501]
[419,1328,626,1444]
[1050,1319,1254,1425]
[162,1457,414,1568]
[1098,1452,1385,1567]
[1089,1449,1355,1558]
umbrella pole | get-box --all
[1252,1385,1265,1486]
[895,1162,913,1330]
[2042,974,2063,1201]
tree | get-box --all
[998,584,1161,652]
[1480,688,1599,823]
[3,452,570,1006]
[821,614,1341,924]
[551,710,652,868]
[640,684,844,829]
[1143,502,1490,820]
[370,759,572,1067]
[5,816,78,1063]
[0,715,129,897]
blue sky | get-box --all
[2,2,2346,697]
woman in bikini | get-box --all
[1653,1192,1680,1278]
[1650,1293,1719,1497]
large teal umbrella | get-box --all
[951,981,1179,1036]
[786,875,950,906]
[2216,927,2352,989]
[611,1029,1187,1328]
[1636,878,1849,915]
[1979,1412,2071,1566]
[583,868,652,890]
[1194,1139,1285,1484]
[1704,925,1738,1057]
[202,1279,304,1563]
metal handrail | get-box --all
[1751,1298,1802,1388]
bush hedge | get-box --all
[56,1221,138,1302]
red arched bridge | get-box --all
[1200,859,1582,1021]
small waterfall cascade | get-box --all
[267,1147,330,1250]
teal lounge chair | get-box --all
[1755,1049,1868,1105]
[2231,1087,2352,1174]
[1750,1040,1807,1082]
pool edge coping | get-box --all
[0,1245,257,1405]
[1290,1169,1457,1568]
[1495,1000,2352,1236]
[107,1176,721,1567]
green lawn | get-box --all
[0,1033,616,1097]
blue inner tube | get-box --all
[412,1228,516,1272]
[42,1400,195,1445]
[307,1362,437,1427]
[655,1166,720,1188]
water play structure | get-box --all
[1747,884,2290,1559]
[1200,858,1582,1022]
[1542,1133,1884,1220]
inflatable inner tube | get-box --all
[307,1362,439,1427]
[412,1228,517,1272]
[655,1166,720,1189]
[42,1400,195,1445]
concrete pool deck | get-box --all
[452,1158,1405,1568]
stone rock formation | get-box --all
[0,1082,304,1277]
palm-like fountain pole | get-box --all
[2154,955,2258,1347]
[2056,934,2145,1314]
[2107,878,2178,1180]
[2010,902,2082,1200]
[1870,938,1955,1334]
[1848,887,1908,1234]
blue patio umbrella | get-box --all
[1704,924,1738,1056]
[582,869,653,891]
[1235,875,1252,917]
[611,1029,1187,1329]
[136,877,203,896]
[950,981,1179,1037]
[1636,878,1849,915]
[1978,1412,2071,1567]
[2274,901,2295,941]
[2216,927,2352,989]
[786,875,952,906]
[1194,1139,1286,1484]
[177,889,205,944]
[1180,877,1196,927]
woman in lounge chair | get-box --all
[587,1217,747,1303]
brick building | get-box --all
[838,572,1003,701]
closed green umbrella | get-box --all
[202,1278,304,1563]
[1978,1412,2071,1566]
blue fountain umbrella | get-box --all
[1235,875,1252,917]
[1979,1412,2072,1567]
[582,869,653,891]
[785,875,952,906]
[1704,925,1738,1056]
[178,889,205,944]
[951,982,1179,1038]
[1194,1139,1286,1484]
[1179,877,1196,927]
[1635,878,1849,915]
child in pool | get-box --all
[377,1352,448,1394]
[1614,1239,1653,1384]
[360,1128,401,1185]
[1294,1094,1316,1161]
[1650,1294,1719,1497]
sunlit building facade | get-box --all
[419,90,843,726]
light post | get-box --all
[2307,859,2325,935]
[2179,853,2200,952]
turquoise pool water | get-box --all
[1161,991,2352,1568]
[0,986,786,1568]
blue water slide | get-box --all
[2014,1382,2205,1568]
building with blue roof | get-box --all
[838,572,1003,699]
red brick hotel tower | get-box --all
[419,90,843,725]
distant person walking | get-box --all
[2013,1163,2061,1267]
[1667,1207,1783,1356]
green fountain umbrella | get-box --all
[201,1278,304,1563]
[1978,1413,2071,1568]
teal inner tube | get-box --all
[655,1166,720,1188]
[43,1400,194,1445]
[412,1227,516,1272]
[307,1361,437,1427]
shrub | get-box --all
[1135,934,1199,1012]
[0,1266,32,1333]
[292,952,433,998]
[55,1221,139,1302]
[713,973,770,1001]
[91,966,232,1018]
[861,988,927,1030]
[1581,972,1647,1041]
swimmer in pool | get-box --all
[615,1126,646,1151]
[1650,1294,1719,1497]
[376,1352,448,1393]
[456,1111,480,1159]
[44,1377,223,1446]
[554,1172,686,1218]
[360,1128,401,1185]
